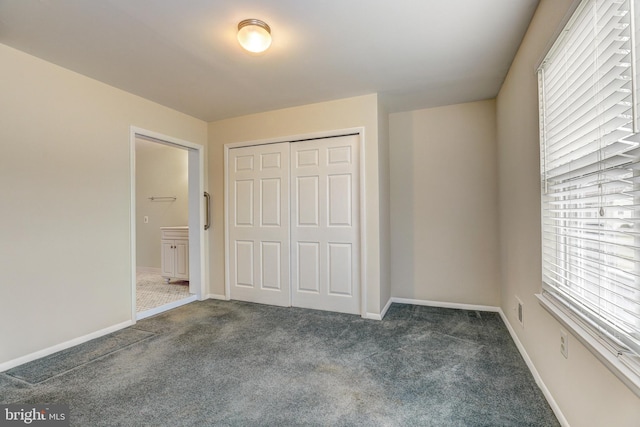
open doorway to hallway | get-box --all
[135,138,194,317]
[131,128,206,321]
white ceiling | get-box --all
[0,0,540,122]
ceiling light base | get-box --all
[237,19,272,53]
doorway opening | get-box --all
[130,127,206,321]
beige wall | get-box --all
[207,94,385,315]
[496,1,640,425]
[377,98,392,310]
[135,139,189,269]
[0,43,207,365]
[389,100,500,306]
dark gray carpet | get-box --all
[6,328,155,384]
[0,301,559,426]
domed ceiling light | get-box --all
[237,19,272,53]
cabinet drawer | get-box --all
[161,227,188,239]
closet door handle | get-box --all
[204,191,211,230]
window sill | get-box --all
[536,293,640,398]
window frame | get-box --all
[536,0,640,397]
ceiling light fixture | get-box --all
[237,19,272,53]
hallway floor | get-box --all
[136,272,191,312]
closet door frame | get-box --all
[223,128,367,317]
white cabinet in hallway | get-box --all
[160,226,189,282]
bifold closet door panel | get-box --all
[290,135,360,314]
[228,142,290,306]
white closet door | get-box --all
[290,135,360,314]
[228,143,290,306]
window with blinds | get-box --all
[538,0,640,363]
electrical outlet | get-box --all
[560,329,569,359]
[143,216,149,223]
[515,296,524,327]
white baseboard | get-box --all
[0,320,133,373]
[365,297,498,321]
[205,294,229,301]
[498,309,569,427]
[363,298,391,320]
[136,266,161,274]
[380,298,393,319]
[136,295,198,320]
[391,297,500,313]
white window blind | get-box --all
[538,0,640,361]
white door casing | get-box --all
[290,135,360,314]
[130,126,206,322]
[228,143,290,306]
